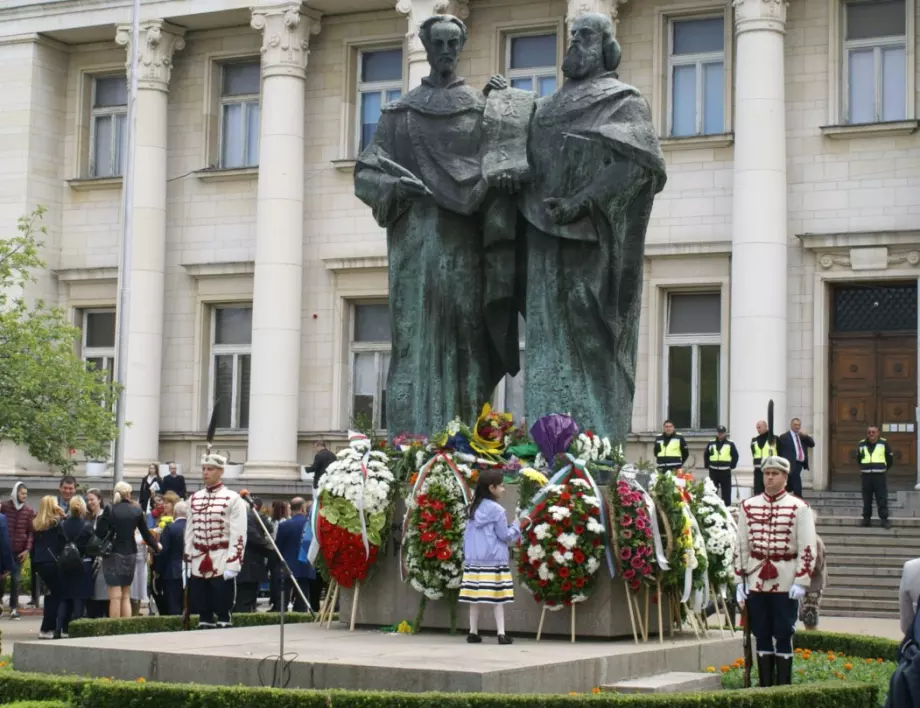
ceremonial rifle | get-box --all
[183,401,219,631]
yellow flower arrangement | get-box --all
[157,515,174,530]
[521,468,548,487]
[470,403,513,457]
[396,620,413,634]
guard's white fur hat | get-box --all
[201,453,227,469]
[761,455,790,474]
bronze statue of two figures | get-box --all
[354,12,667,440]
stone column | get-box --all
[566,0,628,35]
[114,21,185,475]
[396,0,470,88]
[729,0,788,470]
[245,3,321,478]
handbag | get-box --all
[87,507,114,557]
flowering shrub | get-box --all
[690,478,736,592]
[403,453,472,601]
[314,433,396,588]
[609,475,657,593]
[518,478,606,610]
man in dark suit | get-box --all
[305,442,337,491]
[275,497,315,612]
[157,501,187,616]
[234,507,270,613]
[778,417,814,498]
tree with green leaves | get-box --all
[0,207,119,471]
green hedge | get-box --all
[4,702,71,708]
[0,670,877,708]
[68,612,314,638]
[796,631,900,663]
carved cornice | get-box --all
[566,0,629,31]
[817,253,851,270]
[816,250,920,271]
[888,251,920,267]
[250,3,322,79]
[396,0,470,62]
[732,0,787,34]
[115,21,186,92]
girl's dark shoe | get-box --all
[466,633,482,644]
[497,634,513,645]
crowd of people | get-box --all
[0,462,322,638]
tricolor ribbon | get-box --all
[686,508,710,612]
[679,505,695,604]
[399,450,473,582]
[520,454,616,578]
[307,485,322,564]
[350,431,373,562]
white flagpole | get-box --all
[112,0,140,484]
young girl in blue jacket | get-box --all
[459,468,521,644]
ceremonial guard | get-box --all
[184,453,247,628]
[750,420,776,496]
[654,420,689,471]
[857,425,894,529]
[734,456,817,687]
[704,424,738,507]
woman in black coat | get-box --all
[31,495,65,639]
[56,497,95,637]
[138,463,162,514]
[95,481,160,618]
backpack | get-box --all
[55,524,84,575]
[885,604,920,707]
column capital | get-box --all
[250,3,322,80]
[115,20,186,92]
[566,0,628,34]
[732,0,787,34]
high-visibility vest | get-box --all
[708,440,733,471]
[858,439,889,473]
[656,436,683,468]
[751,439,777,468]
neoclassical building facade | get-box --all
[1,0,919,493]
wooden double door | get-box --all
[830,335,917,489]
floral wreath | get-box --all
[689,478,736,595]
[609,471,659,594]
[649,471,696,600]
[307,431,396,589]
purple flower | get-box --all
[530,415,579,462]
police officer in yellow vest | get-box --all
[655,420,689,472]
[858,425,894,529]
[705,425,739,506]
[751,420,777,496]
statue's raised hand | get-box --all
[483,74,508,96]
[545,197,588,225]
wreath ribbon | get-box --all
[399,451,472,582]
[686,508,711,612]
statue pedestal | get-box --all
[337,488,655,639]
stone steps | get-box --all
[601,672,722,694]
[818,516,920,528]
[821,597,901,614]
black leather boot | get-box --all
[775,655,793,685]
[757,654,775,687]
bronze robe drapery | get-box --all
[354,78,517,438]
[518,73,667,441]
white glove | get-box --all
[223,569,239,581]
[789,583,806,601]
[735,584,748,605]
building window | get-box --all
[209,306,252,430]
[668,17,725,137]
[843,0,906,124]
[357,49,403,153]
[507,33,558,96]
[350,303,391,430]
[82,309,116,392]
[219,62,261,169]
[663,293,721,430]
[90,77,127,178]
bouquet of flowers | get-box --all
[517,467,548,514]
[470,403,514,458]
[157,515,174,531]
[518,478,606,610]
[310,431,397,589]
[389,433,428,485]
[609,474,657,594]
[689,478,736,593]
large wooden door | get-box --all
[830,335,917,489]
